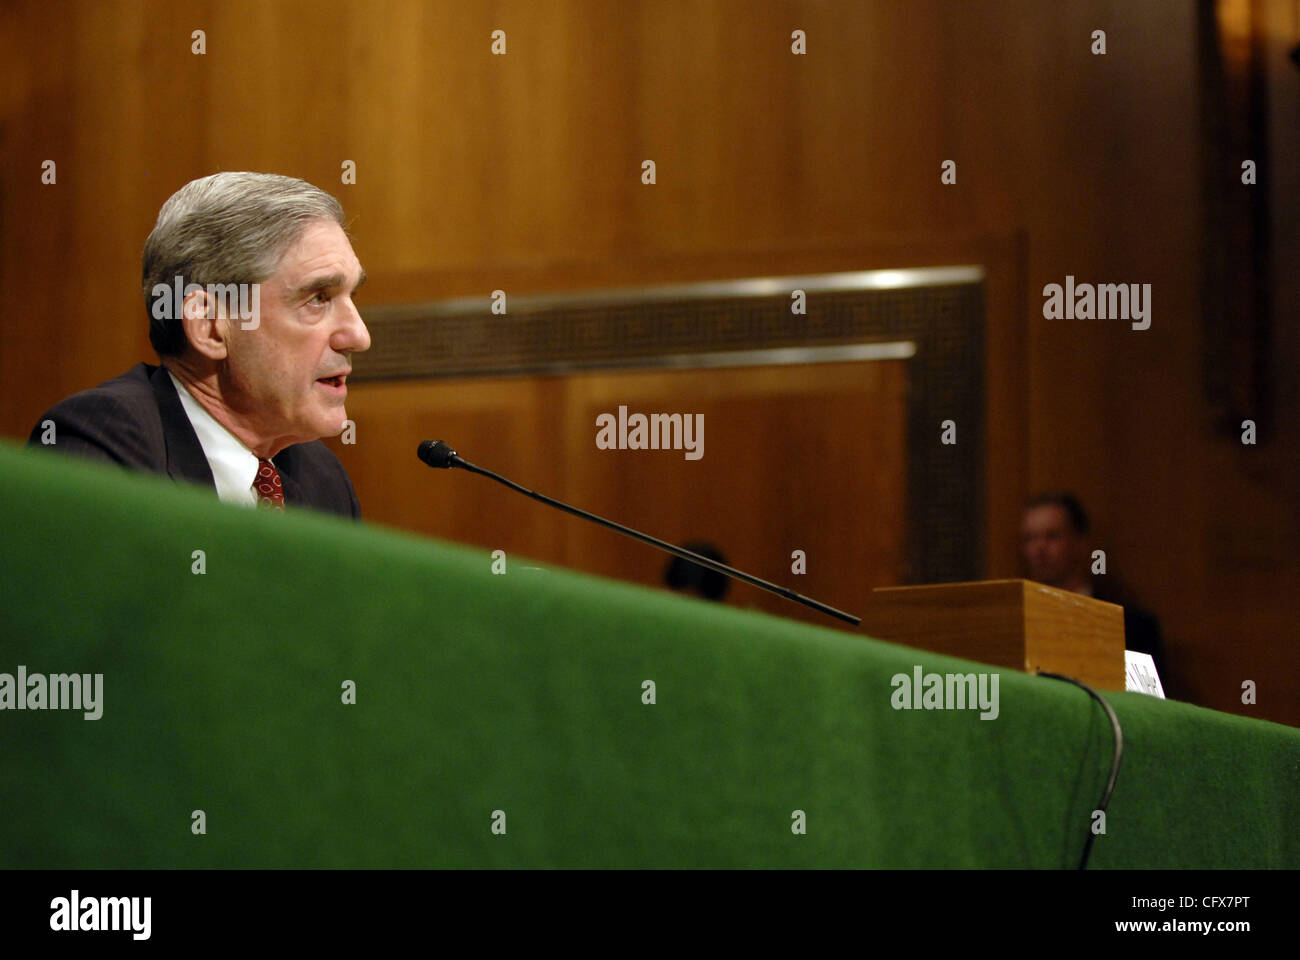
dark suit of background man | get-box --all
[28,172,370,517]
[1020,491,1167,688]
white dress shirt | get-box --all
[167,370,260,507]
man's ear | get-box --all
[179,287,230,361]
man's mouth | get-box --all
[316,372,349,394]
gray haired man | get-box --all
[28,172,370,517]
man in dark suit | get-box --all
[28,172,368,519]
[1020,491,1167,686]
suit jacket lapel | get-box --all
[150,365,217,490]
[273,451,306,508]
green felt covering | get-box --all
[0,439,1296,869]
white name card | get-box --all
[1125,650,1166,698]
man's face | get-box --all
[223,220,369,451]
[1020,504,1086,587]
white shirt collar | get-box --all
[167,370,260,507]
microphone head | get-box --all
[417,439,459,469]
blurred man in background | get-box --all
[1020,491,1167,685]
[664,541,731,603]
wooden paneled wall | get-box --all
[341,359,908,630]
[2,1,1296,724]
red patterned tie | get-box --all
[254,458,285,510]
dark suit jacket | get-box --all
[1092,578,1166,689]
[27,363,360,519]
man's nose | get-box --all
[334,298,371,354]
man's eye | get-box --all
[309,291,330,305]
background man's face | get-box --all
[1020,504,1086,587]
[223,220,369,448]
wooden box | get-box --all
[861,579,1126,691]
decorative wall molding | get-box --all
[355,266,986,582]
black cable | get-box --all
[1036,671,1124,870]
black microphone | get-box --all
[417,439,462,470]
[417,439,861,627]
